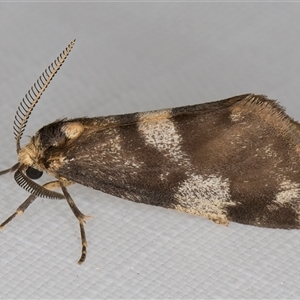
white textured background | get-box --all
[1,2,300,299]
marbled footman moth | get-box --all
[1,40,300,264]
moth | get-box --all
[1,40,300,264]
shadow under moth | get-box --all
[1,40,300,264]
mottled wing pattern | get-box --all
[56,94,300,228]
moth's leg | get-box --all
[0,162,20,176]
[59,180,91,264]
[0,180,63,229]
[0,194,37,229]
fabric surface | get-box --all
[0,2,300,299]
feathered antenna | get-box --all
[13,39,76,153]
[14,169,64,199]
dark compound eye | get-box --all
[26,167,43,180]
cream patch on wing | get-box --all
[62,122,85,140]
[230,113,243,122]
[275,180,300,205]
[174,174,234,225]
[138,117,189,165]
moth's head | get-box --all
[18,134,44,178]
[0,40,76,198]
[18,120,84,177]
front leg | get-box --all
[59,178,91,264]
